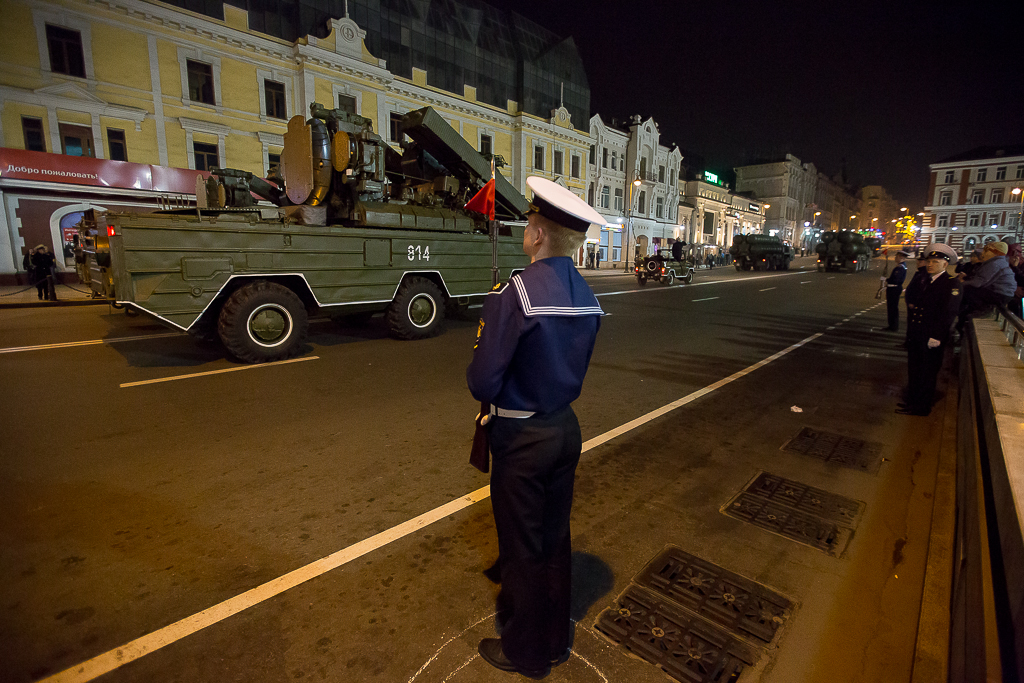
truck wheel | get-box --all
[218,281,308,363]
[663,272,674,285]
[684,271,693,284]
[387,277,445,340]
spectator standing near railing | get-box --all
[1007,242,1024,318]
[956,241,1017,332]
[30,245,57,301]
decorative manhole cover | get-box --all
[722,471,865,557]
[782,427,883,473]
[595,585,756,683]
[633,546,793,644]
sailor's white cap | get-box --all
[923,243,957,262]
[526,176,605,232]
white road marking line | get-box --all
[0,332,184,355]
[759,287,776,292]
[800,281,811,284]
[119,356,319,387]
[595,270,805,297]
[44,330,824,683]
[692,297,719,302]
[827,326,836,330]
[828,276,835,280]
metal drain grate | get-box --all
[634,547,792,644]
[595,584,757,683]
[782,427,883,473]
[722,472,865,557]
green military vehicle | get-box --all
[815,230,871,272]
[89,103,530,362]
[729,234,793,271]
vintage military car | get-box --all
[634,252,695,286]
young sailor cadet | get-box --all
[467,176,604,679]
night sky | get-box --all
[497,0,1023,209]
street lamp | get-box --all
[849,214,857,229]
[1013,188,1023,244]
[762,203,770,235]
[623,174,642,270]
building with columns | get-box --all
[0,0,593,279]
[921,146,1024,254]
[586,113,682,266]
[678,172,766,258]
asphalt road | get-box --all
[0,257,950,683]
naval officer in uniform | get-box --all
[899,243,960,416]
[880,250,909,331]
[467,176,604,679]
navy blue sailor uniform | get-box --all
[885,261,908,331]
[904,271,960,414]
[467,255,601,671]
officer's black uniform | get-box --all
[467,256,601,673]
[903,257,960,415]
[884,259,908,331]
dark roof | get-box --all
[937,145,1024,164]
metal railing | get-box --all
[949,306,1024,682]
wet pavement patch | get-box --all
[781,426,884,473]
[721,471,865,557]
[595,547,793,683]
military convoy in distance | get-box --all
[815,230,872,272]
[729,234,793,271]
[77,103,531,362]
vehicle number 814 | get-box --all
[407,245,431,261]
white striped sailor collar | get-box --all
[509,273,603,317]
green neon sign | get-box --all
[704,171,720,185]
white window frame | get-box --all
[937,214,949,227]
[991,188,1004,204]
[570,153,580,179]
[258,131,284,178]
[944,170,955,183]
[939,191,952,206]
[257,69,293,123]
[553,148,563,176]
[331,84,362,117]
[178,47,223,113]
[971,189,984,204]
[976,168,987,182]
[534,144,544,171]
[995,166,1006,180]
[180,117,230,170]
[33,9,96,82]
[600,186,610,209]
[968,214,980,227]
[613,188,623,211]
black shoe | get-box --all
[483,559,502,584]
[550,648,571,667]
[478,639,550,679]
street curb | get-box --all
[0,299,108,309]
[909,350,958,682]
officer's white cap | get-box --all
[923,244,957,262]
[526,176,605,232]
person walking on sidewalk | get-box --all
[899,244,960,416]
[467,176,603,679]
[30,245,57,301]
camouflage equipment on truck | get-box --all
[93,103,532,362]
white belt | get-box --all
[490,406,536,419]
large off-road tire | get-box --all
[684,271,693,284]
[662,272,674,285]
[218,281,308,363]
[386,277,445,340]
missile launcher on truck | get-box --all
[87,103,531,362]
[815,231,872,272]
[729,234,793,271]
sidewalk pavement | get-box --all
[0,282,106,308]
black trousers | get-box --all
[489,406,580,670]
[886,288,902,330]
[906,335,944,411]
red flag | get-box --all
[466,178,495,220]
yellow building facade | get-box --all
[0,0,592,276]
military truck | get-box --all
[729,234,793,271]
[815,231,871,272]
[89,103,531,362]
